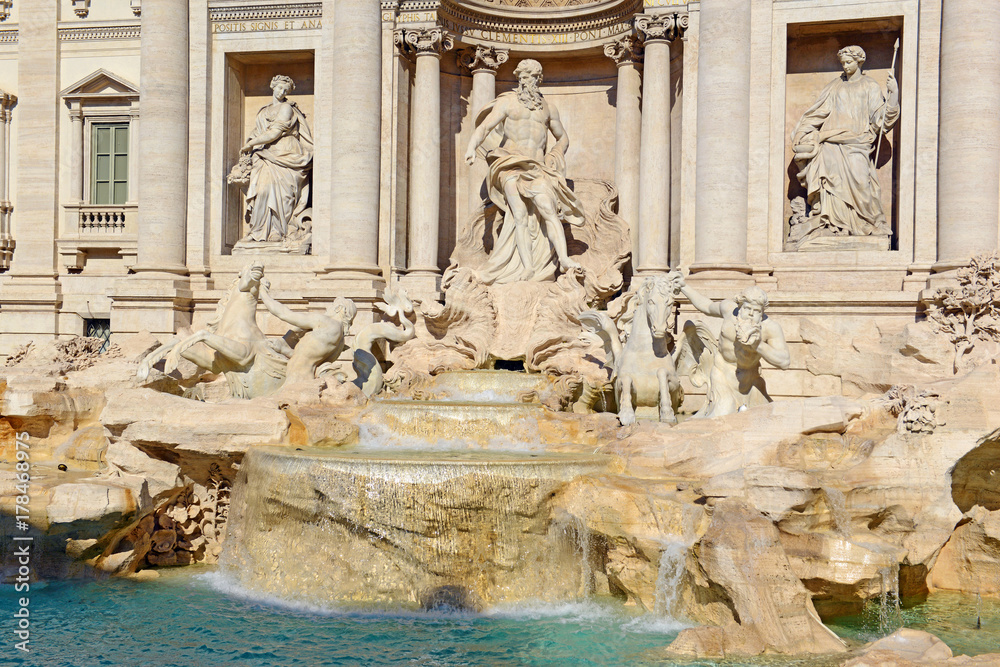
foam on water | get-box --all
[204,568,688,634]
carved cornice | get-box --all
[0,28,15,43]
[58,24,141,41]
[458,44,509,73]
[208,2,321,23]
[399,0,441,13]
[634,12,687,42]
[394,26,455,56]
[603,33,641,65]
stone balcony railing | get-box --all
[59,202,138,271]
[73,203,137,233]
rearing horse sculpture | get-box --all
[136,262,287,399]
[580,276,683,425]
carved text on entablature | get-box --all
[444,20,632,46]
[212,19,321,33]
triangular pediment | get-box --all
[60,69,139,99]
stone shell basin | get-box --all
[221,446,610,610]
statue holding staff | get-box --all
[790,45,899,245]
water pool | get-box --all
[1,569,997,667]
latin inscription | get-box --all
[446,21,633,45]
[397,12,436,23]
[212,18,322,34]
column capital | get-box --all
[603,34,643,66]
[458,45,509,74]
[635,12,688,43]
[0,89,16,114]
[394,26,454,58]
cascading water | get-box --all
[822,486,852,536]
[861,563,903,636]
[221,447,608,609]
[653,541,688,618]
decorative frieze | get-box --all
[58,24,141,41]
[603,33,643,66]
[479,0,600,6]
[0,29,17,43]
[634,12,687,42]
[208,3,322,23]
[394,26,454,57]
[458,45,509,73]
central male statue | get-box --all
[464,59,586,284]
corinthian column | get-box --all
[936,0,1000,269]
[692,0,751,275]
[326,0,384,283]
[635,13,685,274]
[460,45,509,222]
[134,0,188,274]
[604,35,643,264]
[396,27,453,293]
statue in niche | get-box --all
[228,75,313,254]
[463,59,586,283]
[670,273,790,418]
[789,45,899,250]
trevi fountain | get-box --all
[1,0,1000,665]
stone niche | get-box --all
[223,51,315,254]
[443,52,627,265]
[783,18,902,252]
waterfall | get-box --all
[823,486,851,536]
[220,446,608,610]
[862,563,902,636]
[653,541,687,618]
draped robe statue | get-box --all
[790,46,899,246]
[234,75,313,246]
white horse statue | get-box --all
[580,276,684,425]
[136,261,287,399]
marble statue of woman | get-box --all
[790,45,899,244]
[238,75,314,244]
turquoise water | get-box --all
[1,569,997,667]
[827,592,1000,658]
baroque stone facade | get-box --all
[0,0,998,405]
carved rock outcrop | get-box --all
[671,499,846,657]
